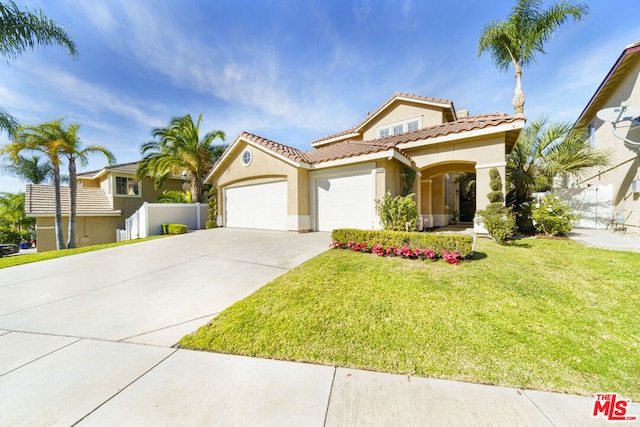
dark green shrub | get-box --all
[162,224,188,235]
[206,186,218,229]
[0,227,29,244]
[475,167,516,242]
[331,229,473,258]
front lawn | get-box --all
[180,237,640,400]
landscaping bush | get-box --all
[531,194,578,236]
[0,227,30,245]
[475,167,516,243]
[331,228,473,258]
[375,192,419,231]
[161,224,188,235]
[206,186,218,229]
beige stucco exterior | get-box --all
[207,94,523,232]
[34,215,121,253]
[567,42,640,230]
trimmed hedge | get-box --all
[331,228,473,258]
[161,224,188,235]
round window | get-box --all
[241,149,252,166]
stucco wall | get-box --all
[35,215,121,252]
[571,55,640,229]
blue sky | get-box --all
[1,0,638,193]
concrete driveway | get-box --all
[0,228,329,346]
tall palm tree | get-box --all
[478,0,588,115]
[2,154,53,184]
[137,114,226,203]
[0,1,78,136]
[506,116,611,223]
[59,121,115,248]
[2,121,67,249]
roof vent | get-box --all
[457,108,469,118]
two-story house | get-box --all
[25,161,185,252]
[206,92,525,232]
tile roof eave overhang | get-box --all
[28,211,122,217]
[309,149,413,170]
[575,41,640,129]
[396,120,526,151]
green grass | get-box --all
[0,236,165,269]
[180,237,640,400]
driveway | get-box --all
[0,228,329,346]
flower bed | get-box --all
[330,229,473,265]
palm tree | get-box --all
[0,191,32,231]
[137,114,226,203]
[506,116,611,228]
[2,154,53,184]
[57,120,115,248]
[478,0,588,115]
[2,121,67,249]
[0,1,78,136]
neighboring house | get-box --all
[564,41,640,230]
[206,92,525,232]
[25,161,185,252]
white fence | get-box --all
[117,202,208,241]
[555,184,613,229]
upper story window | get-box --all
[115,176,139,196]
[588,121,595,149]
[241,149,252,166]
[376,116,422,139]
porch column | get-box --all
[420,178,434,230]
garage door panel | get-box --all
[316,173,373,232]
[225,181,287,230]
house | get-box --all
[563,41,640,230]
[25,161,185,252]
[205,92,525,232]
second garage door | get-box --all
[315,172,374,232]
[225,181,287,230]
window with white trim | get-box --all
[241,149,252,166]
[376,116,422,138]
[115,176,139,196]
[588,121,595,149]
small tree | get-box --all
[475,168,516,242]
[206,186,218,229]
[376,192,418,231]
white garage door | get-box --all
[225,181,287,230]
[316,172,374,232]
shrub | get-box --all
[161,224,188,235]
[206,186,218,229]
[331,228,473,258]
[531,194,578,236]
[0,227,30,244]
[375,192,419,231]
[475,204,517,243]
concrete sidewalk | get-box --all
[2,331,637,426]
[569,227,640,252]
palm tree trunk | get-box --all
[67,157,77,248]
[513,65,525,115]
[52,164,65,250]
[191,174,203,204]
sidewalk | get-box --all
[569,227,640,252]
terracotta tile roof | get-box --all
[25,184,120,216]
[311,92,455,145]
[239,113,523,166]
[383,112,523,145]
[240,131,311,163]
